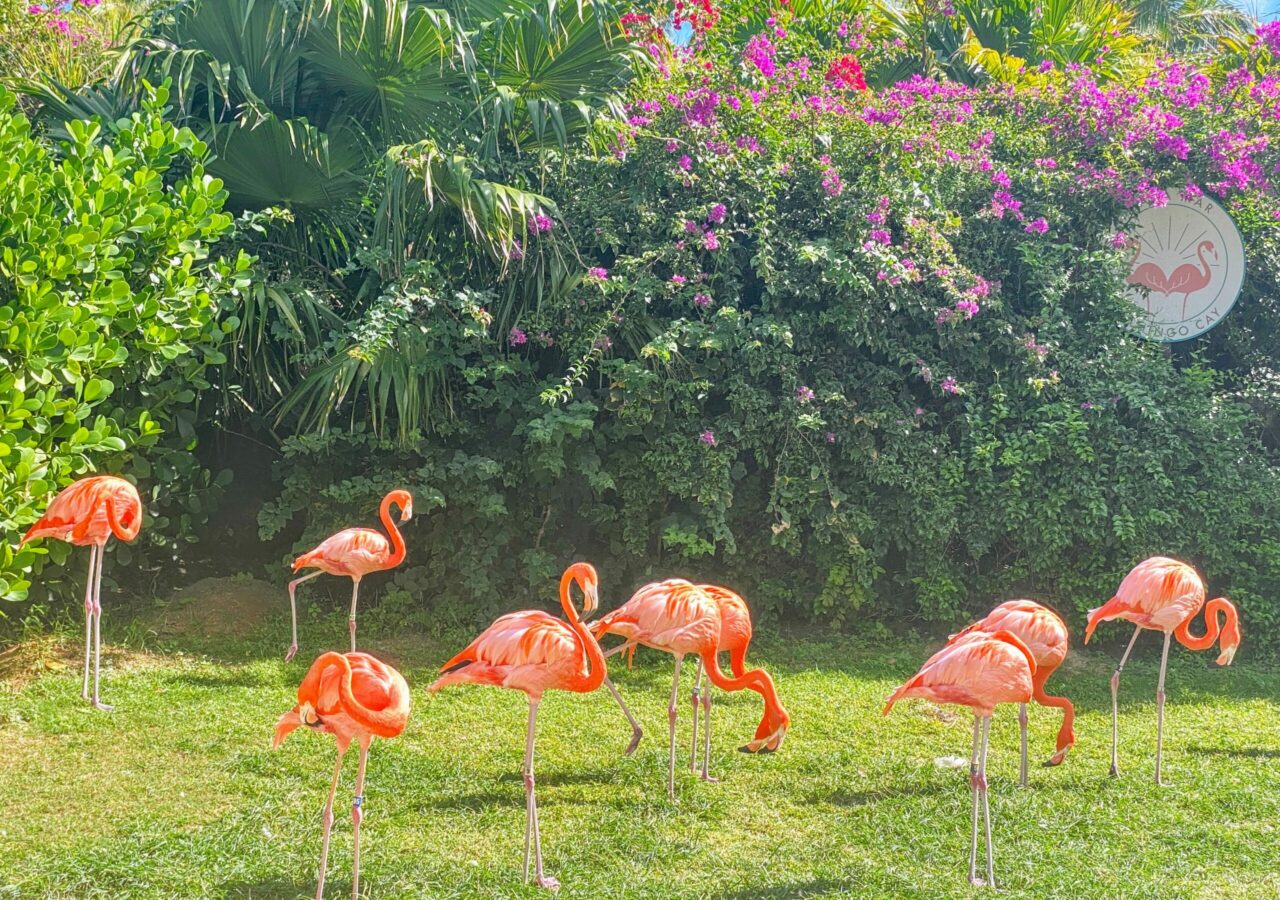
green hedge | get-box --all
[0,85,248,602]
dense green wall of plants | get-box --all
[0,85,248,602]
[256,15,1280,648]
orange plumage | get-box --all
[273,651,410,898]
[951,600,1075,769]
[20,474,143,711]
[427,563,606,891]
[1085,556,1242,784]
[22,475,142,548]
[883,630,1036,887]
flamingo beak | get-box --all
[400,501,413,523]
[585,582,599,616]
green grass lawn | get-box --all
[0,579,1276,899]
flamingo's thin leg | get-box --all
[350,736,370,900]
[1018,702,1029,788]
[689,658,703,772]
[286,571,322,662]
[700,676,716,783]
[316,744,347,900]
[967,715,982,885]
[1155,630,1172,786]
[522,697,558,891]
[1110,625,1142,777]
[980,716,995,888]
[81,544,98,701]
[602,676,643,756]
[666,654,684,800]
[348,578,361,652]
[91,542,110,712]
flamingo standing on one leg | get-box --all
[950,600,1075,786]
[428,562,606,892]
[1085,556,1241,785]
[286,490,413,661]
[273,651,410,900]
[590,579,790,798]
[20,475,142,711]
[883,631,1035,888]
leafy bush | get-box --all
[0,0,139,92]
[0,83,249,603]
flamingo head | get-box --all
[271,701,325,748]
[1199,240,1218,261]
[566,562,600,616]
[1215,601,1241,667]
[740,702,790,754]
[389,489,414,523]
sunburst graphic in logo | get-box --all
[1122,189,1245,342]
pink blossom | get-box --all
[699,430,717,447]
[1025,217,1049,234]
[508,327,528,346]
[693,293,712,308]
[671,274,688,285]
[678,155,692,171]
[587,267,609,281]
[941,377,959,394]
[796,385,815,403]
[707,203,727,223]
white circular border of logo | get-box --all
[1123,189,1246,343]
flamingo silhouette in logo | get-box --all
[1126,239,1218,318]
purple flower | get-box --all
[796,386,815,403]
[678,155,692,171]
[914,407,925,416]
[671,274,688,285]
[1081,401,1094,410]
[508,327,528,346]
[825,431,836,444]
[587,267,609,281]
[684,220,701,234]
[699,430,717,447]
[528,213,554,234]
[665,139,679,152]
[1025,217,1049,234]
[702,231,720,251]
[593,336,613,351]
[941,377,959,395]
[955,299,980,318]
[707,203,727,224]
[693,292,712,308]
[1111,232,1129,249]
[868,229,891,245]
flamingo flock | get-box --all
[17,474,1247,894]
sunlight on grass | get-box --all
[0,613,1276,898]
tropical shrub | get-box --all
[0,83,249,603]
[252,12,1280,650]
[0,0,141,92]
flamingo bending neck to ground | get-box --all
[429,562,605,892]
[286,490,412,661]
[884,631,1035,888]
[950,599,1075,786]
[591,579,790,797]
[1085,556,1240,785]
[274,651,410,900]
[21,475,142,711]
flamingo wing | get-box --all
[293,528,392,577]
[1087,557,1205,639]
[430,611,587,696]
[22,476,141,546]
[885,633,1034,716]
[958,600,1068,670]
[594,579,720,654]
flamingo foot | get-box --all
[700,773,720,784]
[968,876,988,887]
[285,643,298,663]
[624,727,642,757]
[534,875,561,892]
[92,700,114,712]
[1108,763,1119,778]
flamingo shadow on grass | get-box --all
[423,767,618,811]
[1184,744,1280,759]
[807,781,948,808]
[716,878,861,899]
[219,878,328,899]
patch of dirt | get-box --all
[151,575,278,640]
[0,634,160,690]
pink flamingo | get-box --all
[286,490,413,661]
[591,579,790,797]
[1164,240,1217,317]
[1085,556,1241,784]
[428,562,605,892]
[950,599,1075,786]
[273,651,411,900]
[1126,238,1170,309]
[21,475,143,711]
[883,631,1035,888]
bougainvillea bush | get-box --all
[0,85,249,603]
[245,9,1280,646]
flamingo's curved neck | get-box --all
[701,651,785,722]
[1174,597,1238,652]
[561,569,606,693]
[378,493,407,568]
[1032,682,1075,751]
[1196,243,1213,276]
